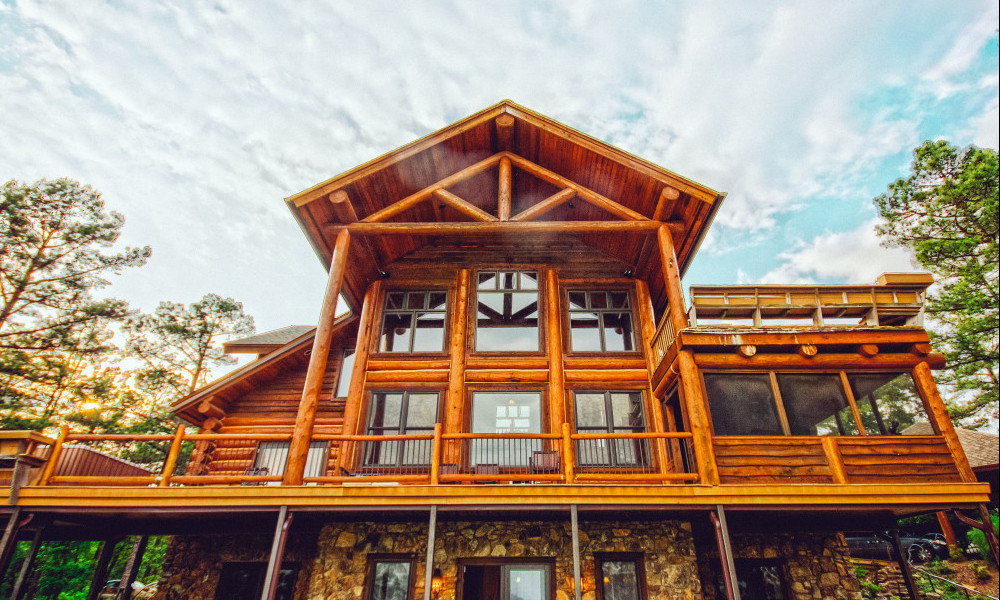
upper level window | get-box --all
[704,371,926,436]
[363,391,439,469]
[334,349,355,398]
[476,271,539,352]
[470,391,542,467]
[567,290,635,352]
[379,290,447,352]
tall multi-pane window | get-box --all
[574,391,648,467]
[363,392,439,469]
[567,290,635,352]
[379,290,447,352]
[475,271,540,352]
[470,391,542,467]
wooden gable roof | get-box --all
[286,100,724,310]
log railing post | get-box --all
[285,228,351,485]
[158,424,187,487]
[561,423,575,484]
[821,437,847,484]
[37,424,69,487]
[658,224,719,485]
[430,423,443,485]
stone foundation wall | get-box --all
[697,532,863,600]
[152,531,318,600]
[305,519,702,600]
[851,560,911,600]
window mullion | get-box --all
[839,371,867,435]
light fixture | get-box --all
[431,568,443,597]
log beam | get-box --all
[495,114,515,151]
[432,189,497,222]
[498,156,512,221]
[348,220,662,235]
[509,188,575,222]
[653,186,681,221]
[284,228,350,485]
[361,154,501,223]
[911,361,977,483]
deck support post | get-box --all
[710,506,740,600]
[423,505,438,600]
[117,535,150,600]
[883,530,920,600]
[10,522,44,600]
[285,228,351,485]
[262,506,293,600]
[570,505,582,600]
[977,503,1000,565]
[0,507,29,580]
[86,537,121,600]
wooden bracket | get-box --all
[197,399,226,419]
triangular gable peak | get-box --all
[287,100,724,310]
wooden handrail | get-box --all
[440,433,561,440]
[570,432,693,440]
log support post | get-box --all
[117,535,150,600]
[285,228,350,485]
[336,281,381,473]
[882,530,920,600]
[911,361,977,482]
[545,269,566,434]
[422,505,438,600]
[935,511,959,552]
[635,280,671,476]
[498,156,512,221]
[262,506,293,600]
[658,224,718,484]
[0,507,29,584]
[443,270,471,464]
[570,505,582,600]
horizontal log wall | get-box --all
[836,436,961,483]
[714,437,833,483]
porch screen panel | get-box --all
[847,372,924,435]
[777,374,859,436]
[703,373,783,436]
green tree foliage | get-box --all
[125,293,255,400]
[875,141,999,427]
[1,179,150,430]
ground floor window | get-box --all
[214,562,298,600]
[715,558,788,600]
[459,560,552,600]
[365,555,415,600]
[595,553,646,600]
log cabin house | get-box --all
[1,101,995,600]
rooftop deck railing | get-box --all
[18,425,697,489]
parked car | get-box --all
[844,533,949,563]
[98,580,155,599]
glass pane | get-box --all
[568,291,588,309]
[412,312,445,351]
[428,291,447,309]
[603,312,634,352]
[506,565,547,600]
[471,392,541,466]
[518,271,538,290]
[401,439,431,465]
[601,560,640,600]
[380,314,412,352]
[609,291,630,309]
[405,393,439,428]
[406,292,425,310]
[364,440,399,466]
[590,291,608,309]
[370,393,403,428]
[478,272,496,290]
[385,292,405,310]
[570,312,602,351]
[848,372,924,435]
[335,350,356,398]
[610,392,645,429]
[777,374,858,436]
[703,373,783,436]
[575,393,608,428]
[371,561,411,600]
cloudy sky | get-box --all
[2,1,998,343]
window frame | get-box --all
[334,348,356,399]
[363,554,416,600]
[472,269,544,355]
[362,390,442,469]
[572,390,650,469]
[466,387,547,469]
[701,369,927,437]
[375,288,450,355]
[455,557,556,600]
[594,552,648,600]
[563,288,640,355]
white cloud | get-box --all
[758,220,918,285]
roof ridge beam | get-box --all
[502,152,649,221]
[361,153,502,223]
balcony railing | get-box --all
[21,425,697,488]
